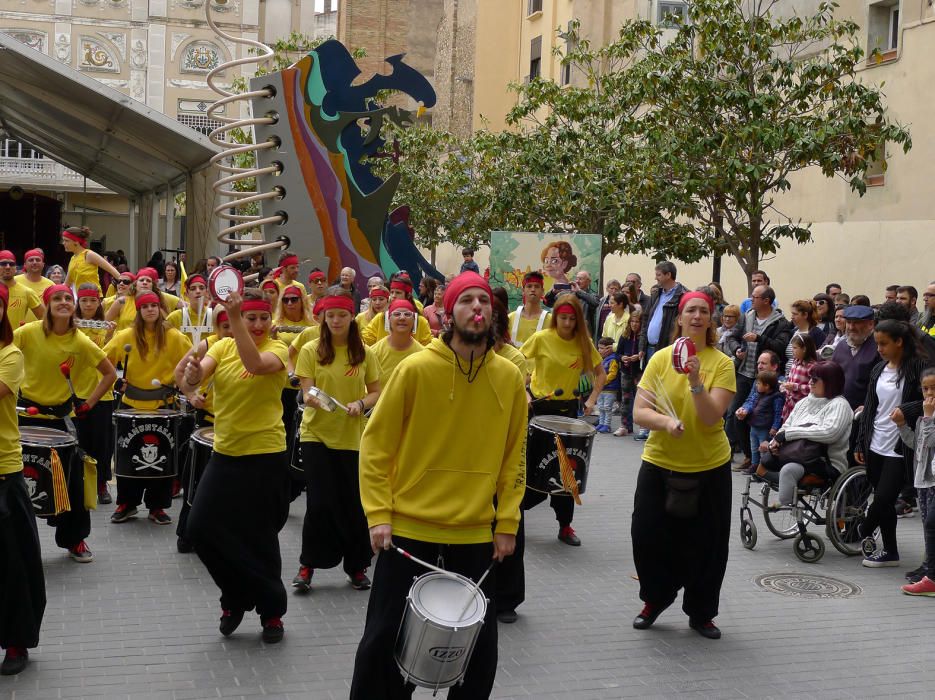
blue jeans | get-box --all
[749,426,771,466]
[597,392,615,428]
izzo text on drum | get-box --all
[429,646,466,662]
[117,423,176,450]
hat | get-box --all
[24,248,44,261]
[443,272,492,315]
[0,250,15,263]
[842,305,874,321]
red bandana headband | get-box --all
[317,295,355,314]
[241,299,272,314]
[119,272,136,283]
[308,270,326,282]
[0,250,15,262]
[62,230,87,247]
[281,255,299,267]
[442,271,493,315]
[678,291,714,314]
[215,309,229,324]
[390,280,412,293]
[369,287,389,299]
[185,274,207,290]
[523,271,544,286]
[136,267,159,282]
[24,248,44,261]
[43,284,73,305]
[76,288,100,299]
[554,304,576,315]
[389,299,415,314]
[282,285,303,298]
[261,280,279,292]
[135,292,161,309]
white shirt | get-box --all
[870,366,902,457]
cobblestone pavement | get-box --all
[3,429,934,699]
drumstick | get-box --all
[392,544,464,581]
[59,363,80,410]
[530,388,565,403]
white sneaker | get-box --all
[614,427,629,437]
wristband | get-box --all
[690,384,704,395]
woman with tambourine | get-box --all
[292,289,380,593]
[631,291,736,640]
[177,288,291,644]
[103,292,191,526]
[13,284,117,564]
[0,282,45,676]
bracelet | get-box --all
[357,399,365,412]
[690,383,704,394]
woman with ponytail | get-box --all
[61,226,121,292]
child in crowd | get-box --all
[897,368,935,594]
[782,334,818,422]
[459,248,480,274]
[736,370,784,475]
[596,337,619,434]
[615,312,642,437]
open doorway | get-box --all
[0,190,64,268]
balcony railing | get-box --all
[0,156,110,192]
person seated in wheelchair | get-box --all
[756,361,853,507]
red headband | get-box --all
[369,287,389,299]
[261,280,278,291]
[119,272,136,282]
[24,248,44,261]
[554,304,576,315]
[443,271,493,314]
[523,271,544,285]
[390,280,412,293]
[282,285,303,298]
[43,284,73,305]
[241,299,272,314]
[308,270,326,282]
[389,299,415,314]
[215,310,229,324]
[317,295,355,314]
[76,288,100,299]
[135,292,161,309]
[185,274,207,290]
[62,231,87,247]
[136,267,158,282]
[678,291,714,314]
[281,255,299,267]
[272,267,283,279]
[0,250,15,262]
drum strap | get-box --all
[124,384,174,402]
[511,306,549,347]
[18,395,73,418]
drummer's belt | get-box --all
[124,384,175,402]
[18,395,73,418]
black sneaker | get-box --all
[148,509,172,525]
[905,565,927,583]
[110,504,138,523]
[633,603,665,630]
[1,647,28,676]
[895,499,914,518]
[558,526,581,546]
[497,609,518,624]
[292,566,312,592]
[689,619,722,640]
[261,617,284,644]
[349,571,371,590]
[97,486,112,505]
[219,609,244,637]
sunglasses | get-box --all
[0,261,16,267]
[118,279,132,284]
[282,297,301,304]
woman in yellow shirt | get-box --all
[292,291,380,592]
[61,226,121,292]
[260,279,280,310]
[73,284,117,505]
[0,282,45,676]
[14,285,117,564]
[177,289,290,643]
[164,275,210,343]
[105,268,178,331]
[369,299,424,389]
[103,292,192,527]
[355,285,388,332]
[360,280,433,347]
[631,291,736,640]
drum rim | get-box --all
[113,408,182,417]
[529,414,596,437]
[20,424,77,447]
[190,427,215,446]
[409,572,486,626]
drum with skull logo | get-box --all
[113,409,184,479]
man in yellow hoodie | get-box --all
[350,272,527,700]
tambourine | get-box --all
[75,319,113,329]
[672,337,696,374]
[208,265,244,302]
[305,386,347,413]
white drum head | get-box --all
[672,337,696,374]
[20,425,77,448]
[410,572,486,626]
[209,265,244,302]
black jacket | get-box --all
[856,358,925,472]
[545,287,600,336]
[638,283,688,356]
[730,309,794,374]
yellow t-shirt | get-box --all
[638,344,736,473]
[206,336,288,456]
[13,321,106,410]
[508,309,552,346]
[497,343,529,379]
[521,328,601,399]
[103,327,192,410]
[66,248,100,290]
[0,343,25,474]
[74,325,114,401]
[295,340,380,450]
[273,316,313,348]
[14,274,53,322]
[4,281,41,330]
[276,278,308,296]
[361,312,433,346]
[165,305,212,343]
[289,325,321,361]
[355,310,375,332]
[370,336,423,387]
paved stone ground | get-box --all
[4,427,935,699]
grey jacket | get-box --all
[898,415,935,489]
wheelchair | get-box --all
[738,463,873,563]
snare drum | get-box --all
[526,415,595,495]
[113,409,183,479]
[186,427,214,506]
[395,572,487,691]
[21,426,78,517]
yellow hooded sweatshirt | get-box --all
[359,337,527,544]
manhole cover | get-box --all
[754,573,862,599]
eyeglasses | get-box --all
[118,279,131,284]
[282,297,301,304]
[390,311,414,319]
[0,262,15,267]
[543,257,561,266]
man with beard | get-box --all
[350,271,527,700]
[0,251,44,329]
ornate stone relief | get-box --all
[80,36,119,72]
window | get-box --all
[888,6,899,49]
[529,35,542,81]
[865,142,887,187]
[867,0,900,60]
[177,114,223,138]
[657,1,688,27]
[527,0,542,16]
[561,21,574,86]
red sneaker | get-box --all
[902,576,935,597]
[1,647,28,675]
[261,617,284,643]
[69,540,93,563]
[558,526,581,546]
